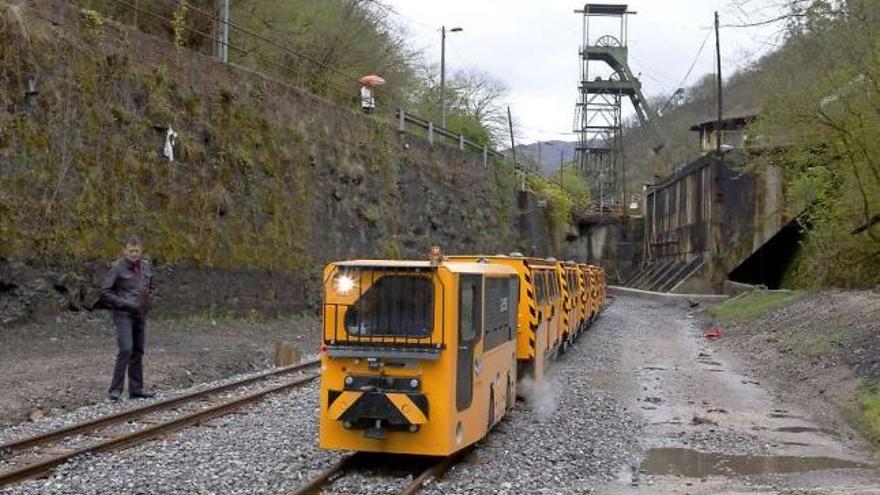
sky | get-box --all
[381,0,788,144]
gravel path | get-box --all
[1,379,338,495]
[8,295,874,494]
[1,303,643,495]
[422,302,643,495]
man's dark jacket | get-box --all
[100,259,154,315]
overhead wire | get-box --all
[656,27,713,114]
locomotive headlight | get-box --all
[410,378,419,389]
[345,376,354,385]
[334,274,357,295]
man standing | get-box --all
[100,235,155,401]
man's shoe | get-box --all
[108,389,123,402]
[129,390,155,400]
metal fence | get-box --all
[395,110,503,167]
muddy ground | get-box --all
[706,290,880,444]
[593,294,879,494]
[0,310,321,425]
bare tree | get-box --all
[448,68,510,143]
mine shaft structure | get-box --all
[573,4,663,210]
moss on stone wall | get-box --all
[0,1,516,273]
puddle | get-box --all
[643,366,667,371]
[698,360,723,366]
[708,369,725,372]
[769,413,802,419]
[775,426,841,437]
[640,448,871,478]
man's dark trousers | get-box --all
[110,311,145,394]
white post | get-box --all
[459,134,465,151]
[219,0,230,63]
[398,109,405,132]
[428,121,434,145]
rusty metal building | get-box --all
[628,114,790,293]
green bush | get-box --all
[858,380,880,445]
[708,290,805,321]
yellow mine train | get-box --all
[318,251,607,456]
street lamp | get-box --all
[440,25,463,128]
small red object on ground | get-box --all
[704,327,723,339]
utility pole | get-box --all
[507,106,522,190]
[560,149,565,186]
[217,0,230,63]
[715,11,723,155]
[440,26,463,128]
[711,10,726,292]
[538,140,542,173]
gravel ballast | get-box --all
[1,304,644,495]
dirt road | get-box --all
[594,295,879,494]
[0,311,320,426]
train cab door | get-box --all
[456,274,482,412]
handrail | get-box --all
[395,109,504,165]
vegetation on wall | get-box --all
[526,164,590,252]
[68,0,508,149]
[0,2,517,270]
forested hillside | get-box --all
[623,0,879,288]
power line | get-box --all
[658,27,713,113]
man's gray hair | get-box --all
[124,235,142,247]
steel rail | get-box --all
[398,453,462,495]
[0,359,320,454]
[286,454,360,495]
[0,373,318,487]
[288,449,465,495]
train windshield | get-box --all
[345,275,433,338]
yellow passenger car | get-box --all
[448,255,557,384]
[586,265,606,319]
[562,261,583,345]
[319,258,519,456]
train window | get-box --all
[459,277,479,342]
[484,277,515,351]
[345,275,433,338]
[548,272,558,300]
[543,271,553,302]
[534,271,546,305]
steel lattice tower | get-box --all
[573,4,662,210]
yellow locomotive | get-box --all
[318,251,607,456]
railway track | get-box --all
[0,358,321,488]
[289,450,465,495]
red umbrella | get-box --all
[359,74,386,87]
